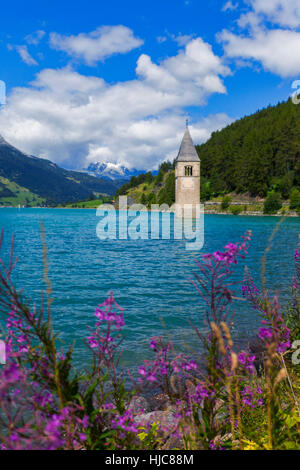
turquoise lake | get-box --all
[0,208,300,371]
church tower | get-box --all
[175,123,200,213]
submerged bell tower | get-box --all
[175,122,200,213]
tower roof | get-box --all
[176,126,200,163]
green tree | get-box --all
[146,192,157,208]
[279,173,294,199]
[231,206,242,215]
[289,188,300,211]
[145,172,154,183]
[155,169,164,185]
[157,172,175,206]
[195,97,300,198]
[141,193,147,205]
[248,149,268,197]
[200,180,212,201]
[221,196,232,210]
[263,191,282,214]
[159,161,173,173]
[130,176,138,188]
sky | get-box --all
[0,0,300,170]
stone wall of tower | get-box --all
[175,161,200,208]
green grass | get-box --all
[0,177,45,207]
[0,177,113,209]
[124,172,170,204]
[60,196,113,208]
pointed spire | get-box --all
[176,126,200,162]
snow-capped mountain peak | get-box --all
[85,162,145,181]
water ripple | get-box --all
[1,208,299,369]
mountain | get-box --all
[116,98,300,204]
[0,136,119,205]
[115,161,175,206]
[85,162,145,181]
[3,96,299,207]
[196,97,300,198]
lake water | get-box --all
[0,208,299,371]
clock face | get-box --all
[182,178,194,189]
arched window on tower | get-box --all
[185,166,193,176]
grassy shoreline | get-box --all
[1,204,299,217]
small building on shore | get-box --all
[175,124,200,214]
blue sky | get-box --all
[0,0,299,170]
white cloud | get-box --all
[219,0,300,77]
[0,38,231,170]
[50,25,144,65]
[156,32,195,46]
[221,28,300,77]
[15,45,38,66]
[155,32,197,47]
[243,0,300,29]
[8,33,43,66]
[172,34,195,46]
[166,39,230,84]
[222,1,239,12]
[85,114,233,167]
[25,30,46,45]
[137,39,229,94]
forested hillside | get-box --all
[197,97,300,198]
[115,161,175,207]
[117,97,300,207]
[0,136,119,205]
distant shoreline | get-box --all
[0,205,299,217]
